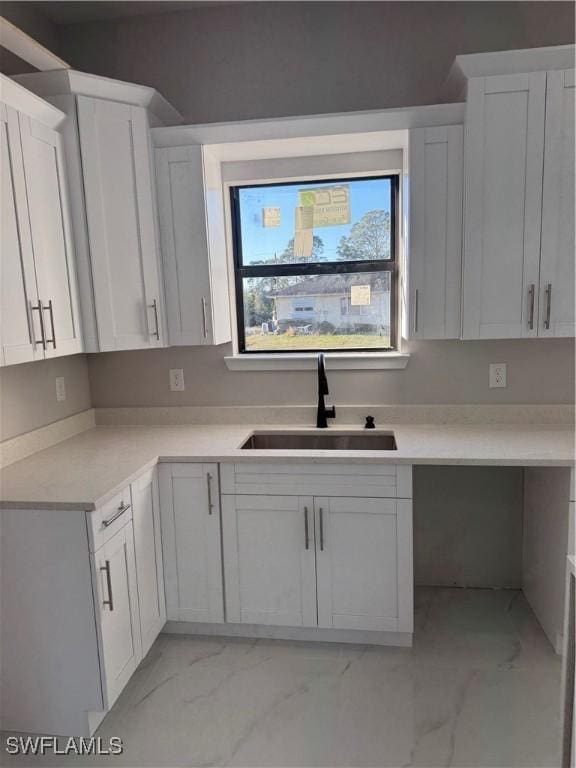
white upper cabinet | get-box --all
[19,113,82,358]
[78,97,164,351]
[462,72,546,339]
[0,103,41,366]
[0,77,82,366]
[539,69,575,337]
[407,125,463,340]
[155,144,232,346]
[13,70,183,353]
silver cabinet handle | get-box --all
[43,300,56,348]
[206,472,214,515]
[100,560,113,611]
[319,507,324,551]
[528,284,535,330]
[149,299,160,340]
[201,297,208,340]
[544,283,552,330]
[414,289,419,334]
[304,506,309,550]
[102,502,131,528]
[31,301,46,350]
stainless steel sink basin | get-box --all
[240,431,397,451]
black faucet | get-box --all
[316,353,336,428]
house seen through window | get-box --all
[230,175,398,353]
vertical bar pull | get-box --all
[319,507,324,551]
[44,300,56,348]
[206,471,214,515]
[304,506,309,550]
[528,284,535,330]
[414,289,419,334]
[149,299,160,340]
[544,283,552,330]
[100,560,113,610]
[201,298,208,340]
[31,301,46,350]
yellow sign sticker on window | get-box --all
[298,185,350,228]
[263,207,281,228]
[350,285,371,306]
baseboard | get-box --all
[163,620,413,647]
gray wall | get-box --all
[57,1,575,123]
[87,338,574,408]
[0,355,91,441]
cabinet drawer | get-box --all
[87,485,132,552]
[221,463,412,499]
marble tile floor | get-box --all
[2,587,562,768]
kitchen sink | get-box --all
[240,431,397,451]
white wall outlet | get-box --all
[169,368,185,392]
[55,376,66,402]
[489,363,507,388]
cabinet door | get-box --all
[408,125,463,340]
[315,497,413,632]
[18,113,83,358]
[159,463,224,624]
[0,104,42,366]
[93,522,142,708]
[539,69,575,338]
[222,495,317,627]
[131,467,166,657]
[462,73,546,339]
[78,96,163,351]
[155,145,231,346]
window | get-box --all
[230,175,398,353]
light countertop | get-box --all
[0,422,573,510]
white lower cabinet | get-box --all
[0,467,166,737]
[159,463,224,623]
[132,467,166,656]
[92,522,142,709]
[315,497,413,632]
[222,495,317,627]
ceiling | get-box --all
[25,1,245,25]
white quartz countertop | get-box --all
[0,422,573,510]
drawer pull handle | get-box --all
[31,301,46,350]
[201,297,208,340]
[149,299,160,340]
[304,506,309,550]
[100,560,113,611]
[43,300,56,348]
[102,502,131,529]
[528,284,535,330]
[319,507,325,551]
[544,283,552,330]
[414,289,419,334]
[206,472,214,515]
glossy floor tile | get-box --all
[2,588,562,767]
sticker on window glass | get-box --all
[298,185,350,227]
[293,229,314,258]
[262,207,281,228]
[350,285,371,306]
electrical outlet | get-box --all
[55,376,66,402]
[489,363,507,388]
[169,368,185,392]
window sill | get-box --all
[224,352,410,372]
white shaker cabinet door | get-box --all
[539,69,575,338]
[159,464,224,624]
[408,124,463,340]
[131,467,166,657]
[92,522,142,709]
[0,104,42,366]
[462,73,546,339]
[222,494,317,627]
[78,96,163,351]
[18,113,82,358]
[315,497,413,633]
